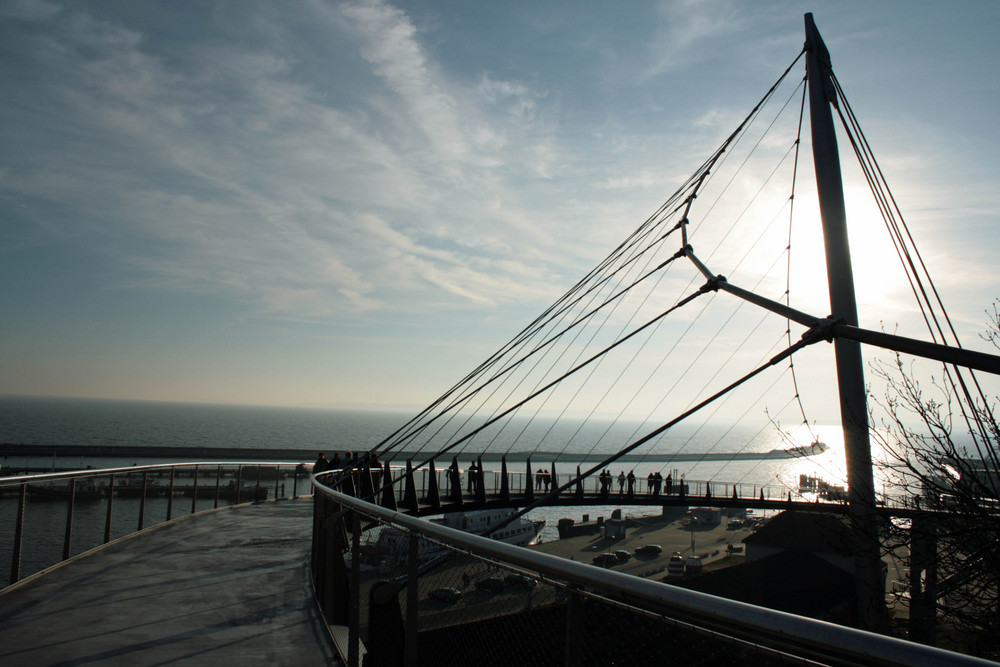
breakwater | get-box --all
[1,443,824,464]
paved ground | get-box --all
[0,498,338,666]
[530,510,757,577]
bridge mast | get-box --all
[804,13,887,632]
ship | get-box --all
[435,508,545,547]
[372,508,545,563]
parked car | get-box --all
[592,553,618,567]
[429,587,462,603]
[475,577,505,593]
[613,550,632,562]
[505,574,537,589]
[634,544,663,556]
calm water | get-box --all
[0,395,855,580]
[0,395,402,457]
[0,395,856,493]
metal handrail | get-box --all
[0,461,306,485]
[2,461,311,587]
[313,480,995,667]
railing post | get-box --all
[381,459,398,511]
[105,473,115,544]
[138,471,148,531]
[565,587,583,666]
[318,498,350,626]
[10,483,26,585]
[525,458,534,502]
[274,465,281,500]
[167,468,176,520]
[255,465,262,501]
[475,456,486,503]
[214,465,222,508]
[368,580,405,666]
[292,465,300,499]
[311,493,322,582]
[406,532,419,666]
[448,457,462,505]
[360,464,375,501]
[424,459,440,508]
[236,465,243,504]
[63,477,76,560]
[349,511,361,667]
[909,515,938,646]
[340,468,357,498]
[403,460,418,509]
[500,456,510,502]
[191,465,199,514]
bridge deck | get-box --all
[0,498,338,666]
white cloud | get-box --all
[340,0,477,162]
[0,0,598,326]
[643,0,742,77]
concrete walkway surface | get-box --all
[0,498,338,665]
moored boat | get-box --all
[436,509,545,547]
[373,508,545,563]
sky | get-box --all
[2,0,999,421]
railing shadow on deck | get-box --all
[0,461,311,588]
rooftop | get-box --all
[742,510,853,556]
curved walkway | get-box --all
[0,498,338,665]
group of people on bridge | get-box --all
[646,471,673,496]
[313,451,689,502]
[313,451,351,473]
[597,469,676,498]
[313,450,391,491]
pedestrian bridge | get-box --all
[0,462,985,666]
[333,459,924,520]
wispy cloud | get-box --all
[1,0,590,324]
[642,0,743,77]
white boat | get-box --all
[373,509,544,563]
[435,509,545,547]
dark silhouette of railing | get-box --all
[311,474,991,667]
[326,459,924,519]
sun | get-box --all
[785,181,905,321]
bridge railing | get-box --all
[358,460,854,510]
[0,462,310,587]
[312,473,990,667]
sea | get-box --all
[0,395,856,582]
